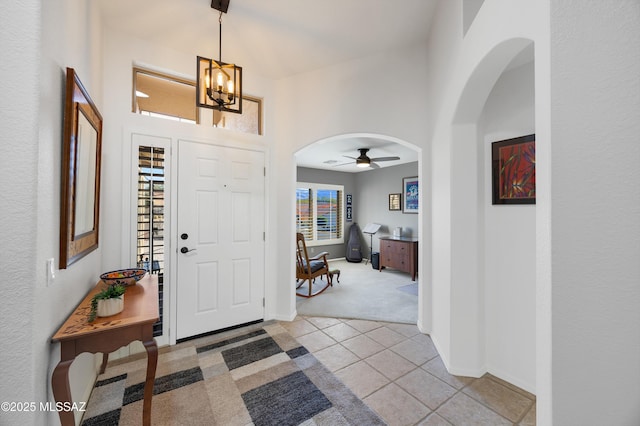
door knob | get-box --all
[180,247,196,254]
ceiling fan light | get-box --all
[356,161,370,168]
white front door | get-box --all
[176,140,265,339]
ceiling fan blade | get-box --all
[343,155,357,160]
[369,162,381,169]
[370,156,400,162]
[333,161,355,167]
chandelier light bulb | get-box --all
[216,71,224,91]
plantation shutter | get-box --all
[137,146,165,337]
[296,188,313,240]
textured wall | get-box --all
[482,61,536,392]
[0,1,40,424]
[549,0,640,423]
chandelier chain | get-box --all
[218,10,223,63]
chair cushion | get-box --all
[302,259,326,273]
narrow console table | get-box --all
[379,236,418,281]
[51,275,159,426]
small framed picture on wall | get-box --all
[389,193,401,211]
[491,134,536,205]
[403,176,418,214]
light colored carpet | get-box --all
[296,259,419,324]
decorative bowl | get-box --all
[100,268,147,286]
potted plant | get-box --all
[88,283,126,322]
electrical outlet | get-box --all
[46,258,55,287]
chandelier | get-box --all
[196,0,242,114]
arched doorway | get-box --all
[432,38,536,392]
[293,133,424,325]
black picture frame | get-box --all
[389,193,401,211]
[491,134,536,205]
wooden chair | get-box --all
[295,232,332,297]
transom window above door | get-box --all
[132,67,263,135]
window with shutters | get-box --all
[296,183,344,246]
[137,146,165,337]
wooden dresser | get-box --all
[379,237,418,281]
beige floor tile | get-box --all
[396,369,457,410]
[411,332,438,348]
[305,316,343,329]
[486,373,536,400]
[385,322,421,337]
[365,326,406,347]
[417,413,454,426]
[322,322,362,342]
[279,318,318,337]
[269,330,302,352]
[422,356,475,390]
[519,402,536,426]
[341,334,385,359]
[295,330,336,352]
[345,319,383,333]
[463,375,533,422]
[364,383,431,426]
[334,360,389,398]
[262,322,289,336]
[365,349,417,380]
[390,337,439,365]
[313,343,359,372]
[436,393,512,426]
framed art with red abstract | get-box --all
[491,134,535,205]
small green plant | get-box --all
[89,283,126,322]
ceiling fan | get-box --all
[337,148,400,169]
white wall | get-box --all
[429,0,640,423]
[278,43,430,326]
[0,2,40,425]
[548,1,640,424]
[427,0,540,380]
[97,24,287,340]
[482,62,536,392]
[1,1,105,425]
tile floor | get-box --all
[280,316,536,426]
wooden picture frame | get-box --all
[402,177,419,214]
[491,134,536,205]
[60,68,103,268]
[389,193,401,211]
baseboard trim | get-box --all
[273,310,298,322]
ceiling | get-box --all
[295,136,419,173]
[96,0,437,172]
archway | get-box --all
[433,38,536,393]
[293,133,425,326]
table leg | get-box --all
[99,353,109,374]
[142,338,158,426]
[51,358,75,426]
